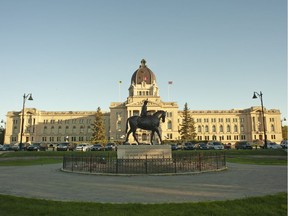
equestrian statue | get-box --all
[124,99,166,145]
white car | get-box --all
[266,142,282,149]
[75,144,91,152]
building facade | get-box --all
[4,60,283,145]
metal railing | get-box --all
[62,152,226,175]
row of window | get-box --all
[12,125,93,134]
[196,118,242,123]
[43,125,92,134]
[166,134,277,142]
[43,119,93,124]
[197,125,240,133]
[41,136,92,142]
[166,121,276,133]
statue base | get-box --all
[117,145,172,159]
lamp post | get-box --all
[281,118,286,127]
[252,91,267,148]
[19,93,33,150]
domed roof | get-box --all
[131,59,156,85]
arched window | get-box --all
[43,126,47,134]
[72,126,76,133]
[212,125,216,133]
[234,125,238,132]
[65,126,69,133]
[205,125,209,132]
[271,124,275,132]
[58,126,62,134]
[142,133,148,141]
[13,126,17,133]
[80,125,84,133]
[240,125,244,132]
[51,126,55,134]
[227,125,231,133]
[167,120,172,130]
[117,121,121,131]
[198,125,201,133]
[219,125,223,132]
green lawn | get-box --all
[0,193,286,216]
[0,149,286,166]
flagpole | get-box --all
[118,81,122,101]
[168,81,172,101]
[168,84,170,101]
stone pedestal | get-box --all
[117,145,172,159]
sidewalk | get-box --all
[0,163,286,203]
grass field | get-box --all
[0,193,286,216]
[0,149,286,166]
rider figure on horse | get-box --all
[140,99,149,117]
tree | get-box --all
[178,103,197,141]
[0,128,5,144]
[92,107,106,143]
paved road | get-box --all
[0,163,286,203]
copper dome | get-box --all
[131,59,156,85]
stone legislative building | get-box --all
[4,60,283,145]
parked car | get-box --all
[11,144,20,151]
[0,144,9,151]
[105,143,117,151]
[266,142,282,149]
[13,143,30,151]
[76,143,91,152]
[171,143,182,150]
[235,141,253,150]
[194,142,209,150]
[280,140,288,149]
[27,143,41,151]
[57,143,71,151]
[224,143,232,150]
[207,141,224,150]
[183,142,196,150]
[90,144,104,151]
[57,143,75,151]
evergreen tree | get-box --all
[178,103,197,141]
[0,128,5,144]
[92,107,106,143]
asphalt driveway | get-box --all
[0,163,286,203]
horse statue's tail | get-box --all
[125,117,130,134]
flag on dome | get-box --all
[168,81,173,84]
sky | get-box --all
[0,0,287,126]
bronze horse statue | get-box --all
[124,110,166,145]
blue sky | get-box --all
[0,0,287,125]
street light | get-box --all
[252,91,267,148]
[19,93,33,150]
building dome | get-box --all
[131,59,156,85]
